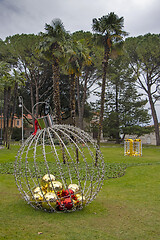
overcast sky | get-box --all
[0,0,160,40]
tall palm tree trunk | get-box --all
[69,74,79,163]
[52,60,66,164]
[77,70,89,130]
[52,62,62,124]
[77,76,83,128]
[70,74,76,126]
[97,38,111,147]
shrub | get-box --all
[11,127,23,141]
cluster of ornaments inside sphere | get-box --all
[14,110,105,212]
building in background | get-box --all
[0,114,22,128]
[125,124,160,145]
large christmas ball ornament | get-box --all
[14,115,104,212]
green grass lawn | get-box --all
[0,143,160,240]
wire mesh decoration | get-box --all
[124,138,142,156]
[14,103,105,213]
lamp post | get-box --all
[19,96,24,144]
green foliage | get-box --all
[122,125,154,137]
[0,160,126,180]
[124,34,160,145]
[92,12,127,38]
[39,19,70,63]
[124,33,160,98]
[0,61,25,90]
[4,34,55,117]
[102,54,151,140]
[1,19,160,147]
[92,12,128,51]
[11,127,23,141]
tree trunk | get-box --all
[70,74,76,126]
[97,37,111,147]
[7,87,11,148]
[10,83,18,128]
[115,83,120,144]
[77,70,89,130]
[77,76,83,129]
[3,88,7,145]
[52,63,62,124]
[9,82,18,149]
[35,82,39,117]
[4,87,11,148]
[69,74,79,163]
[148,92,160,145]
[3,87,11,148]
[30,82,35,128]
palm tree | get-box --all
[65,40,91,127]
[65,41,80,126]
[40,19,69,124]
[64,40,92,163]
[92,12,128,147]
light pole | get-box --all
[19,96,24,144]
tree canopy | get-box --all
[0,14,159,147]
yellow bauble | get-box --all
[33,186,46,198]
[42,200,57,210]
[48,181,63,192]
[33,186,41,194]
[42,192,57,210]
[33,186,45,194]
[41,174,56,187]
[72,199,78,207]
[31,192,43,202]
[44,192,57,201]
[68,184,79,193]
[76,194,86,204]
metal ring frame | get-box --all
[14,124,104,213]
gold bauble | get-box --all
[33,186,46,195]
[41,174,56,187]
[42,201,57,210]
[75,194,86,204]
[33,187,42,194]
[72,199,78,206]
[42,192,57,210]
[44,192,57,201]
[68,184,79,193]
[48,181,63,192]
[32,192,43,202]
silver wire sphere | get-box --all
[14,124,105,212]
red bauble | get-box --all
[57,198,73,210]
[57,188,78,210]
[61,189,74,198]
[63,198,73,210]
